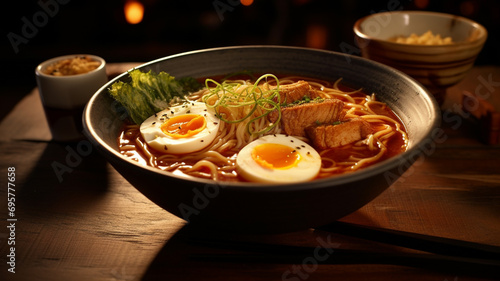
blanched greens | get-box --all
[108,69,201,124]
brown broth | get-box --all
[117,75,408,182]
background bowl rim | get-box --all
[353,10,488,47]
[35,54,106,79]
[83,45,441,192]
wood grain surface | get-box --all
[1,64,499,281]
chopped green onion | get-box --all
[203,74,282,136]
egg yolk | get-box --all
[161,114,206,138]
[251,143,301,170]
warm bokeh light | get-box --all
[414,0,429,9]
[240,0,254,6]
[124,0,144,24]
[306,24,328,49]
[293,0,311,5]
[460,0,477,16]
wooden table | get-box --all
[1,63,499,281]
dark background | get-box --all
[2,0,499,114]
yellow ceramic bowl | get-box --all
[354,11,487,103]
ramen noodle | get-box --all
[117,74,409,183]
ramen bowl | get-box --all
[83,46,440,233]
[354,11,487,104]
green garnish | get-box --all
[108,69,201,124]
[285,96,324,107]
[178,76,203,94]
[202,74,281,136]
[316,120,342,126]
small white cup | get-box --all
[35,54,107,142]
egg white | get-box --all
[236,134,322,183]
[140,102,220,154]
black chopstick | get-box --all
[316,221,500,260]
[188,239,500,276]
[184,221,500,276]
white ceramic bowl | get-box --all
[36,54,107,141]
[36,54,107,108]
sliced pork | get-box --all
[269,99,345,137]
[273,80,322,104]
[305,118,373,149]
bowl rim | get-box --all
[35,54,106,79]
[353,10,488,48]
[83,45,441,192]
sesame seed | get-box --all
[201,140,204,142]
[301,145,305,148]
[164,145,168,150]
[290,140,294,143]
[152,122,156,125]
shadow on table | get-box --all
[140,223,310,281]
[140,214,499,281]
[139,216,450,281]
[18,140,110,217]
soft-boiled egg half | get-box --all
[140,102,220,154]
[236,134,322,183]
